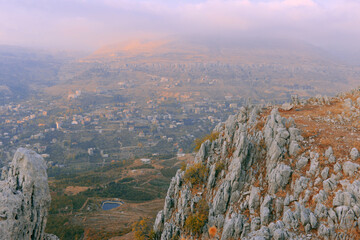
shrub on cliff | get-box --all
[184,163,208,185]
[184,199,209,235]
[132,217,156,240]
[194,132,219,151]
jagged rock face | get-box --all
[154,89,360,240]
[0,148,53,240]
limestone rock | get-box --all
[323,178,338,192]
[343,161,360,177]
[249,186,260,214]
[300,206,311,227]
[325,147,333,159]
[307,152,319,176]
[213,181,231,215]
[314,190,328,204]
[321,167,329,180]
[289,127,302,142]
[251,217,261,232]
[207,164,216,189]
[283,209,298,230]
[315,203,328,219]
[246,226,271,240]
[272,228,288,240]
[44,234,60,240]
[310,212,318,228]
[350,148,359,160]
[154,210,164,234]
[344,98,353,108]
[293,177,309,198]
[153,95,360,239]
[289,141,300,156]
[328,154,336,163]
[0,148,52,240]
[334,163,342,173]
[160,223,179,240]
[268,164,292,194]
[296,156,308,170]
[221,213,245,240]
[163,196,174,221]
[260,195,273,225]
[281,103,293,111]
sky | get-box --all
[0,0,359,56]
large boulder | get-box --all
[0,148,52,240]
[343,161,360,177]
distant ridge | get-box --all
[81,37,339,65]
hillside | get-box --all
[45,154,189,240]
[1,40,358,104]
[0,45,68,100]
[153,88,360,239]
[83,38,335,65]
[47,38,360,101]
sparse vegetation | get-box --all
[46,156,178,240]
[132,217,156,240]
[160,167,179,178]
[180,161,187,171]
[194,132,220,151]
[84,228,132,240]
[45,214,84,240]
[226,146,236,158]
[184,163,208,185]
[184,199,209,235]
[130,164,155,170]
[49,193,88,213]
[215,161,225,176]
[82,181,158,201]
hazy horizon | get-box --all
[0,0,360,61]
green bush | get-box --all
[80,180,159,201]
[46,214,84,240]
[184,163,207,185]
[160,167,179,178]
[49,192,88,214]
[130,164,155,170]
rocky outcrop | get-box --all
[0,148,57,240]
[154,89,360,240]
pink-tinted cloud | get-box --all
[0,0,359,55]
[283,0,316,7]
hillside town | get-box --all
[0,89,245,174]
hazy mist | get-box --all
[0,0,359,61]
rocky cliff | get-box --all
[154,88,360,239]
[0,148,58,240]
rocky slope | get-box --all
[154,88,360,239]
[0,148,58,240]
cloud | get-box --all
[283,0,316,7]
[0,0,359,54]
